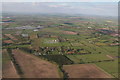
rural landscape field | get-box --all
[2,2,119,79]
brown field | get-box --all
[12,49,60,78]
[30,34,37,39]
[2,49,19,78]
[63,31,77,35]
[3,40,14,44]
[4,34,18,40]
[63,64,112,78]
[3,61,20,78]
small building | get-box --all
[33,29,38,32]
[21,34,29,37]
[36,26,44,29]
[88,27,92,29]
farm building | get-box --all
[21,34,29,37]
[33,29,39,32]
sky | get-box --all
[2,2,118,17]
[1,0,120,2]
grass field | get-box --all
[67,54,112,63]
[95,59,118,78]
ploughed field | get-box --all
[63,64,112,78]
[2,61,20,78]
[2,49,20,78]
[12,49,60,78]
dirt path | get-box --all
[106,55,114,59]
[12,49,60,78]
[63,64,112,78]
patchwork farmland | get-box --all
[2,10,118,78]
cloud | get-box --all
[2,2,118,16]
[48,3,70,8]
[32,2,39,6]
[2,0,25,2]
